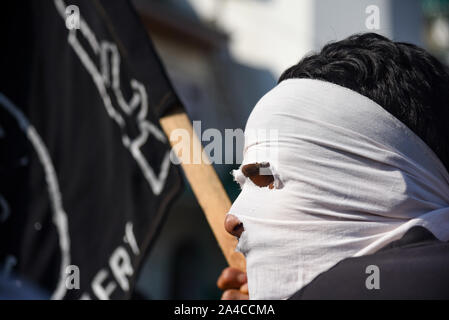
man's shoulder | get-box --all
[289,226,449,300]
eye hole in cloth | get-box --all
[232,162,283,189]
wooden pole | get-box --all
[160,108,246,272]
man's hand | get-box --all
[217,267,249,300]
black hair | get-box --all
[279,33,449,171]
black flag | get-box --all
[0,0,182,299]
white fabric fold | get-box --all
[229,79,449,300]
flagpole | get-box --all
[160,107,246,272]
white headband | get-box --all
[230,78,449,300]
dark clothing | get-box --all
[289,226,449,299]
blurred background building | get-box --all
[130,0,448,299]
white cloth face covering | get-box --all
[229,78,449,300]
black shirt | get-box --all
[289,226,449,299]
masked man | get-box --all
[218,33,449,300]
